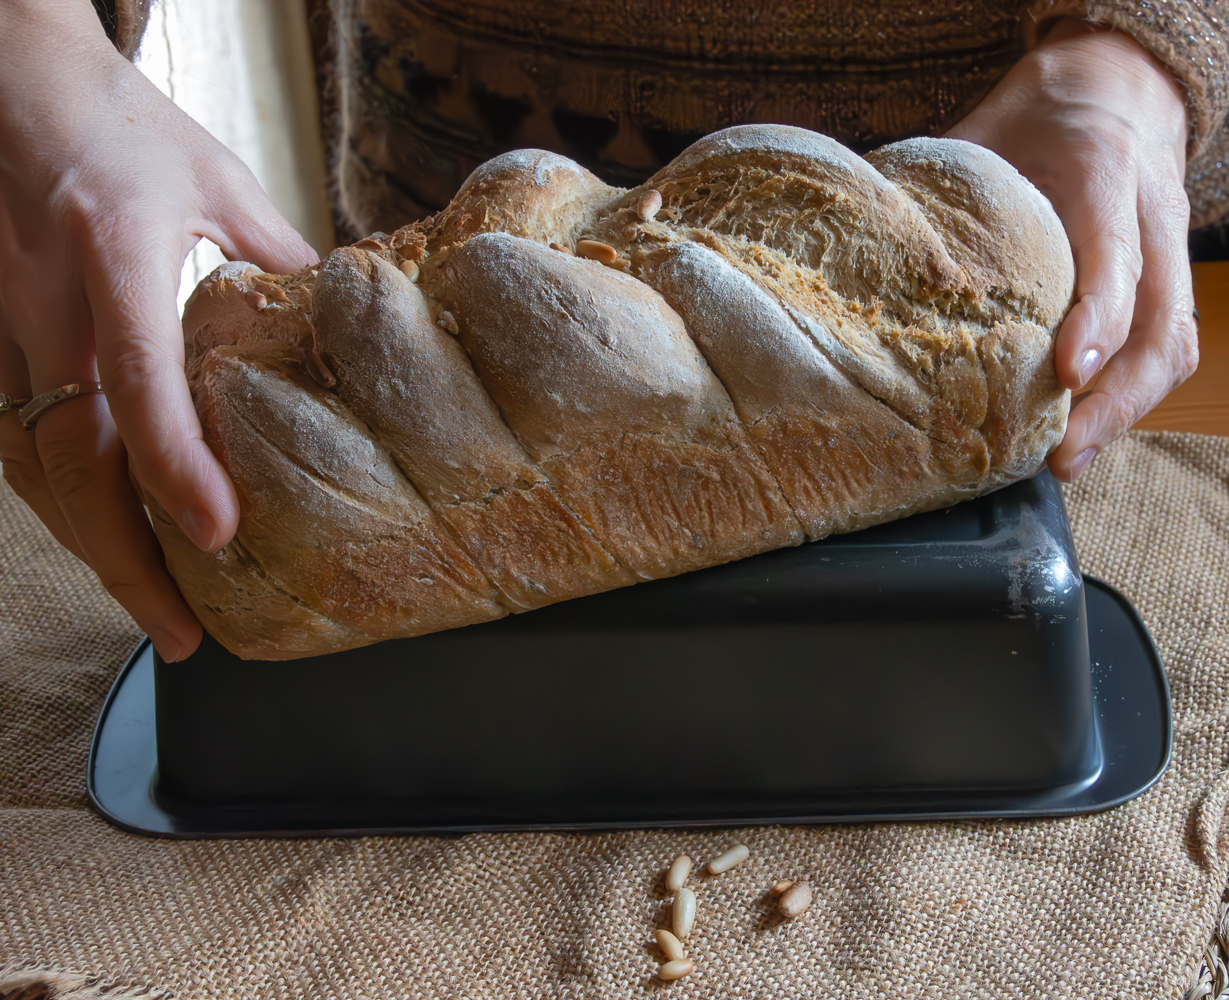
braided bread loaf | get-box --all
[150,125,1074,660]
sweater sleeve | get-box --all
[89,0,153,60]
[1023,0,1229,225]
[1023,0,1229,158]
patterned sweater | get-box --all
[99,0,1229,236]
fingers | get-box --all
[1049,144,1143,395]
[14,275,203,659]
[81,216,241,556]
[1049,175,1195,480]
[0,341,84,559]
[32,392,203,660]
[1048,311,1196,481]
[196,152,319,272]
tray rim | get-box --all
[86,575,1172,839]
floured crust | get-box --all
[159,125,1074,659]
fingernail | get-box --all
[151,632,186,663]
[1069,447,1097,479]
[179,507,218,551]
[1077,349,1103,388]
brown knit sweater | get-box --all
[102,0,1229,236]
[306,0,1229,241]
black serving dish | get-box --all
[89,471,1171,838]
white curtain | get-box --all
[135,0,334,313]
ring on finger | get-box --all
[0,391,31,414]
[15,382,105,431]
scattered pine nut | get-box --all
[658,959,694,981]
[665,854,692,893]
[436,311,460,335]
[244,289,268,311]
[655,928,685,962]
[769,879,794,896]
[636,189,663,221]
[304,349,336,388]
[778,880,813,918]
[707,843,749,874]
[259,280,290,303]
[399,259,420,283]
[549,241,573,254]
[575,239,618,265]
[672,886,696,939]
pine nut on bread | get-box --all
[149,126,1073,659]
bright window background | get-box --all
[134,0,334,314]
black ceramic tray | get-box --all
[88,472,1171,838]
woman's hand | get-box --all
[0,0,318,660]
[947,18,1196,481]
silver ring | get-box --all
[0,391,32,415]
[18,382,105,431]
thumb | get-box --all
[196,152,321,273]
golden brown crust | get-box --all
[642,241,942,537]
[864,137,1075,330]
[435,233,803,580]
[313,246,634,609]
[186,350,506,648]
[167,125,1074,659]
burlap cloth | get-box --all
[2,430,1228,999]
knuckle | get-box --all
[1098,127,1138,171]
[1152,177,1192,224]
[199,146,260,195]
[130,440,178,487]
[94,575,150,608]
[1170,317,1200,387]
[1104,230,1145,288]
[105,340,181,386]
[38,433,103,506]
[1102,389,1146,437]
[1,453,45,499]
[56,201,180,305]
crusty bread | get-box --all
[151,125,1073,659]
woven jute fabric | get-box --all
[2,430,1228,999]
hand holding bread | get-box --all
[949,18,1196,481]
[0,0,317,663]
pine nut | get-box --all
[636,189,663,221]
[707,843,749,874]
[399,259,420,282]
[673,886,696,939]
[436,311,459,335]
[304,349,336,388]
[665,854,691,893]
[549,241,573,254]
[655,928,685,962]
[658,959,694,981]
[244,289,268,311]
[769,879,794,896]
[575,239,618,265]
[778,880,813,918]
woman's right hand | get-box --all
[0,0,319,660]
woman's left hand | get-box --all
[947,17,1197,481]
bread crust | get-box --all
[159,125,1074,659]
